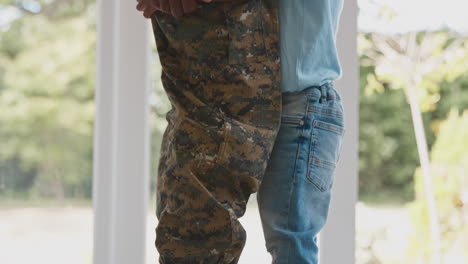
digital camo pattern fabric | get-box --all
[151,0,281,263]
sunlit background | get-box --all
[0,0,467,263]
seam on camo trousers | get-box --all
[151,0,281,263]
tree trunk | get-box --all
[407,84,442,264]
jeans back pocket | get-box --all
[307,119,345,192]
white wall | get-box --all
[93,1,151,264]
[320,1,359,263]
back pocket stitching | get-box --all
[307,120,344,192]
[281,115,304,126]
[313,120,345,135]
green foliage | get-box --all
[359,65,419,203]
[0,1,96,199]
[407,109,468,262]
[0,1,171,200]
[358,32,468,204]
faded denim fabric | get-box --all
[258,82,345,264]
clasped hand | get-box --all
[136,0,213,18]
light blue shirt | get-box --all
[279,0,344,92]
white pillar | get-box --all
[319,0,359,263]
[93,1,151,264]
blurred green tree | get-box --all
[358,32,468,202]
[0,0,170,201]
[0,1,96,199]
[407,109,468,263]
[359,31,468,262]
[358,66,420,203]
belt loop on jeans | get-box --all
[319,84,328,104]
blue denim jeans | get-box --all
[257,82,345,264]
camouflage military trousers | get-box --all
[150,0,282,263]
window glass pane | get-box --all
[0,1,96,263]
[357,0,468,263]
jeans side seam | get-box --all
[284,96,310,264]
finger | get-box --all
[143,6,158,18]
[136,2,146,11]
[170,0,184,17]
[151,0,161,9]
[181,0,197,14]
[143,9,151,18]
[159,0,170,14]
[145,7,158,18]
